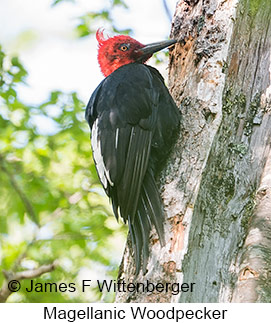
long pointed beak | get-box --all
[139,39,177,56]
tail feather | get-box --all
[142,171,165,246]
[128,169,165,274]
[137,209,151,274]
[128,214,143,275]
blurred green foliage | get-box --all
[0,44,127,302]
[0,0,171,302]
[52,0,132,37]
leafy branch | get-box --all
[0,155,39,225]
[0,261,57,302]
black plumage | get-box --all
[85,62,180,274]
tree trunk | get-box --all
[116,0,271,303]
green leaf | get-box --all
[51,0,74,6]
[112,0,128,9]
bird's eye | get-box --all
[119,44,129,51]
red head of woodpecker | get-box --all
[96,29,176,77]
[86,29,180,275]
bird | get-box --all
[85,29,180,275]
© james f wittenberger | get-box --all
[8,279,195,296]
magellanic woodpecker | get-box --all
[85,29,180,275]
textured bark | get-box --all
[231,149,271,302]
[116,0,271,303]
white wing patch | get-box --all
[115,127,119,149]
[91,120,114,189]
